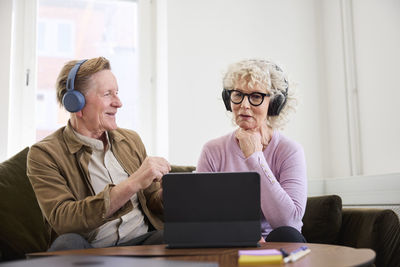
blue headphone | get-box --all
[62,59,87,112]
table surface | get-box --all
[27,242,376,267]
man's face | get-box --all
[80,69,122,136]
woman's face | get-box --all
[231,80,270,131]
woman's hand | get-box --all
[235,128,263,158]
[235,124,273,158]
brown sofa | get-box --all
[1,147,399,266]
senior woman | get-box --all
[27,57,170,251]
[197,59,307,243]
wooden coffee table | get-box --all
[28,242,375,267]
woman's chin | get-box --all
[238,122,257,131]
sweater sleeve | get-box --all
[244,145,307,229]
[196,143,217,172]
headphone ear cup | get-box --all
[268,94,286,116]
[62,90,86,113]
[222,90,232,111]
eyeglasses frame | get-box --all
[226,89,271,107]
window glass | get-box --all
[36,0,138,140]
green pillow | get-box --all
[0,147,50,261]
[302,195,342,244]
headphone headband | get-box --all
[66,59,87,91]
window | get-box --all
[36,0,140,140]
[37,19,74,57]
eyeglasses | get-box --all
[227,89,270,106]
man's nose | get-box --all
[113,94,123,108]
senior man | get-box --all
[27,57,170,251]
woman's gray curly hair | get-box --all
[223,59,297,129]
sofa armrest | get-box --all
[302,195,342,244]
[0,147,51,261]
[337,208,400,267]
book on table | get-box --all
[238,249,283,265]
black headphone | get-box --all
[62,59,88,113]
[221,63,288,116]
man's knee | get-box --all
[48,233,92,251]
[142,230,164,245]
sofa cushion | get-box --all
[302,195,342,244]
[171,165,196,173]
[0,147,50,261]
[339,208,400,267]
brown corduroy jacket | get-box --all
[27,122,163,244]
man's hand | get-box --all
[107,156,170,218]
[130,156,171,191]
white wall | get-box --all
[352,0,400,175]
[318,0,352,177]
[167,0,326,178]
[318,0,400,177]
[165,0,400,179]
[0,1,13,160]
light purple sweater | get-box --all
[196,130,307,238]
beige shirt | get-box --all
[74,131,148,247]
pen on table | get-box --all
[283,246,311,263]
[279,248,289,257]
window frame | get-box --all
[5,0,165,159]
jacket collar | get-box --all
[108,128,125,143]
[63,121,126,154]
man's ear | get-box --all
[75,110,83,118]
